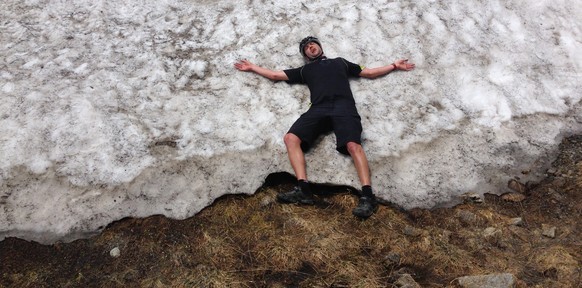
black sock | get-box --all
[362,185,374,197]
[298,179,312,196]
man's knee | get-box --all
[284,133,301,147]
[346,142,363,155]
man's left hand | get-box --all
[395,59,415,71]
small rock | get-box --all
[507,179,526,194]
[383,252,401,266]
[462,192,483,204]
[458,210,478,224]
[403,225,422,237]
[483,227,501,238]
[110,247,121,258]
[394,273,421,288]
[508,217,523,226]
[501,192,526,202]
[546,168,558,176]
[541,224,556,238]
[260,195,275,207]
[456,273,516,288]
[547,188,556,194]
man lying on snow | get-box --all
[235,36,415,218]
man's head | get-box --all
[299,36,324,61]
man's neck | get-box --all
[308,54,327,62]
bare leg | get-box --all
[347,141,377,218]
[284,133,307,180]
[278,133,314,204]
[346,142,371,186]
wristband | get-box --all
[392,63,397,71]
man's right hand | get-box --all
[234,59,289,81]
[234,60,255,72]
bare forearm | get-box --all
[250,65,288,81]
[360,59,415,79]
[360,64,397,79]
[235,60,288,81]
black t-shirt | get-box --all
[284,57,362,109]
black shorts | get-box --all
[287,107,362,155]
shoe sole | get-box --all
[276,195,314,205]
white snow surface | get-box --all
[1,0,581,243]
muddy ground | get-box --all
[1,136,581,287]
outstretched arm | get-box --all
[234,60,289,81]
[359,59,415,79]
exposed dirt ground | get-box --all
[1,136,581,287]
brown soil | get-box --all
[1,136,581,288]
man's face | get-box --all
[303,41,322,59]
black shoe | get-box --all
[352,196,378,218]
[277,186,314,205]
